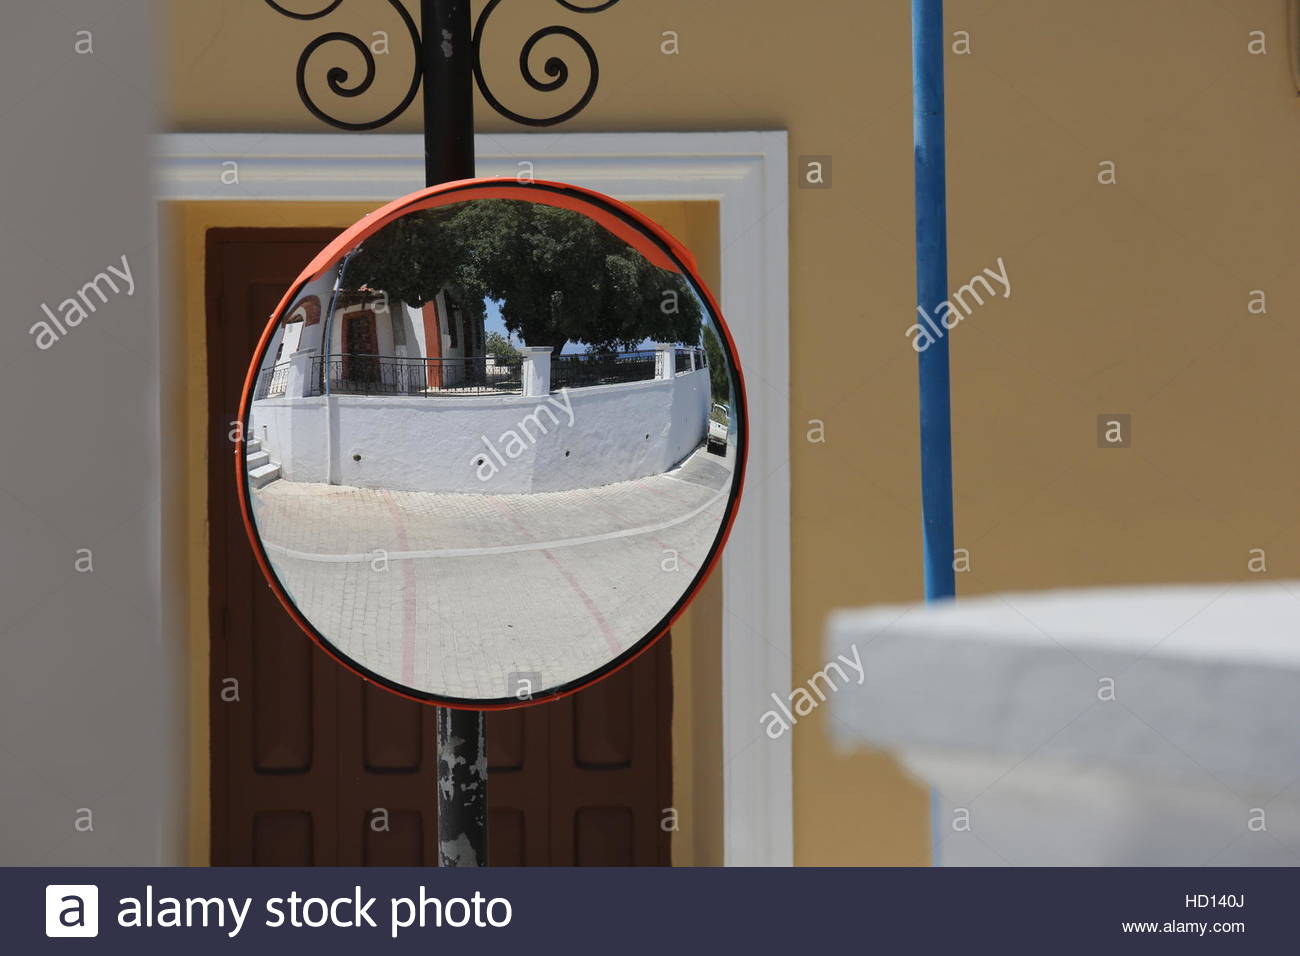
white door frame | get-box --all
[155,130,792,866]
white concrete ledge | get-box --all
[826,583,1300,866]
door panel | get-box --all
[342,310,379,385]
[206,228,671,866]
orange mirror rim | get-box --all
[236,177,748,710]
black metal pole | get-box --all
[423,0,475,184]
[423,0,488,868]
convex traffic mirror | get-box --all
[239,179,746,707]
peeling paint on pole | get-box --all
[436,707,487,867]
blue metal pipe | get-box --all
[912,0,956,602]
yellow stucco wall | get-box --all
[165,0,1300,866]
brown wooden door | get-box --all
[341,310,378,386]
[207,228,672,866]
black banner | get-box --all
[11,867,1296,953]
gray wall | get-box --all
[0,1,182,864]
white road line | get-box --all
[661,472,727,491]
[261,485,729,564]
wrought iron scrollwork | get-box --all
[472,0,619,127]
[264,0,421,131]
[264,0,346,19]
[264,0,621,130]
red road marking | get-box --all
[488,497,621,657]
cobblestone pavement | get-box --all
[251,445,735,700]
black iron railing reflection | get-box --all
[254,362,291,399]
[311,354,523,396]
[551,350,657,390]
[672,347,707,374]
